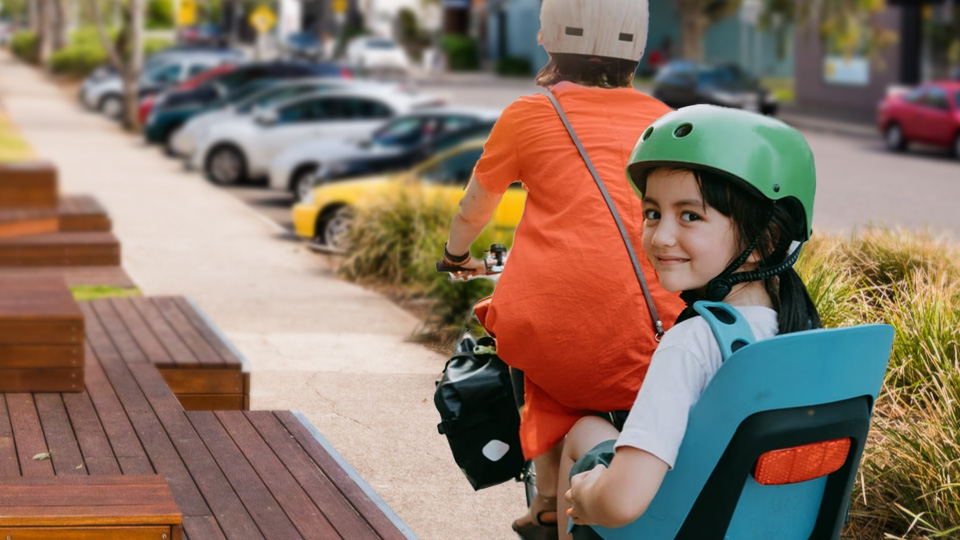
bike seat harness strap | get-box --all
[542,90,664,339]
[691,301,757,362]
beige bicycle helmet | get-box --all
[540,0,649,62]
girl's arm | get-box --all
[567,447,669,528]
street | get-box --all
[224,78,960,241]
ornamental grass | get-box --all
[344,189,960,538]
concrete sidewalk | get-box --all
[0,51,524,540]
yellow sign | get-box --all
[177,0,197,26]
[332,0,349,15]
[249,5,277,33]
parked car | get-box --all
[169,78,365,158]
[270,106,499,201]
[345,37,411,74]
[138,63,237,126]
[878,81,960,158]
[193,86,443,185]
[653,61,778,115]
[144,62,352,147]
[178,24,228,47]
[291,137,526,252]
[284,32,323,61]
[80,51,236,119]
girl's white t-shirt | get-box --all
[615,306,779,468]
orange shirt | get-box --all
[474,82,685,459]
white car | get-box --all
[191,85,443,185]
[168,77,362,159]
[269,106,500,201]
[80,51,236,119]
[345,37,411,74]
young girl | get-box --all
[559,105,822,539]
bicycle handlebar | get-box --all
[436,244,508,279]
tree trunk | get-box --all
[37,0,54,66]
[52,0,70,51]
[89,0,122,69]
[123,0,145,130]
[676,1,707,62]
[29,0,40,32]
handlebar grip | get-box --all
[436,261,466,273]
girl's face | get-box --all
[641,169,741,294]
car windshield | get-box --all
[955,90,960,108]
[371,117,431,147]
[236,85,328,113]
[366,39,397,50]
[289,33,318,46]
[222,81,275,104]
[698,66,754,89]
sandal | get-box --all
[512,494,559,540]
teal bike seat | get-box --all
[581,301,894,540]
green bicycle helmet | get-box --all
[626,105,817,302]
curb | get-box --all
[778,112,878,141]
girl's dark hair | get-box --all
[535,53,638,88]
[643,168,821,334]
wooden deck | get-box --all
[58,195,111,232]
[0,266,136,288]
[0,161,58,209]
[85,296,249,411]
[0,301,414,539]
[0,231,120,267]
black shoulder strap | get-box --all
[542,90,664,340]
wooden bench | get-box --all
[0,161,58,209]
[86,296,249,411]
[0,231,120,267]
[0,266,136,288]
[0,207,59,238]
[0,475,183,539]
[0,276,83,392]
[58,195,112,232]
[0,301,415,540]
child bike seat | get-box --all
[582,301,894,540]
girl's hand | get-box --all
[444,255,487,280]
[565,464,607,526]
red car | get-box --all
[878,81,960,158]
[138,63,237,125]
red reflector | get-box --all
[753,438,851,485]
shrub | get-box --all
[441,35,479,71]
[11,31,38,63]
[496,56,533,77]
[49,45,108,77]
[146,0,175,29]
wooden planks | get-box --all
[0,267,136,288]
[58,195,111,232]
[0,162,58,209]
[0,475,182,538]
[0,207,59,238]
[0,276,84,392]
[0,232,120,267]
[88,296,248,410]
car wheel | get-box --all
[99,94,123,120]
[205,145,247,185]
[318,206,353,253]
[291,165,319,202]
[885,122,907,152]
[954,133,960,160]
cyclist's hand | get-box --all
[445,255,486,280]
[566,464,607,526]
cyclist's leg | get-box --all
[558,416,620,540]
[514,440,563,529]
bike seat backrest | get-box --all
[591,302,894,540]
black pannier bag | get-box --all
[434,335,525,490]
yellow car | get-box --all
[292,138,527,251]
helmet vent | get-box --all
[642,127,654,141]
[565,27,584,37]
[673,123,694,138]
[619,33,634,42]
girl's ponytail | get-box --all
[772,267,821,335]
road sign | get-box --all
[249,5,277,34]
[177,0,197,27]
[332,0,349,15]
